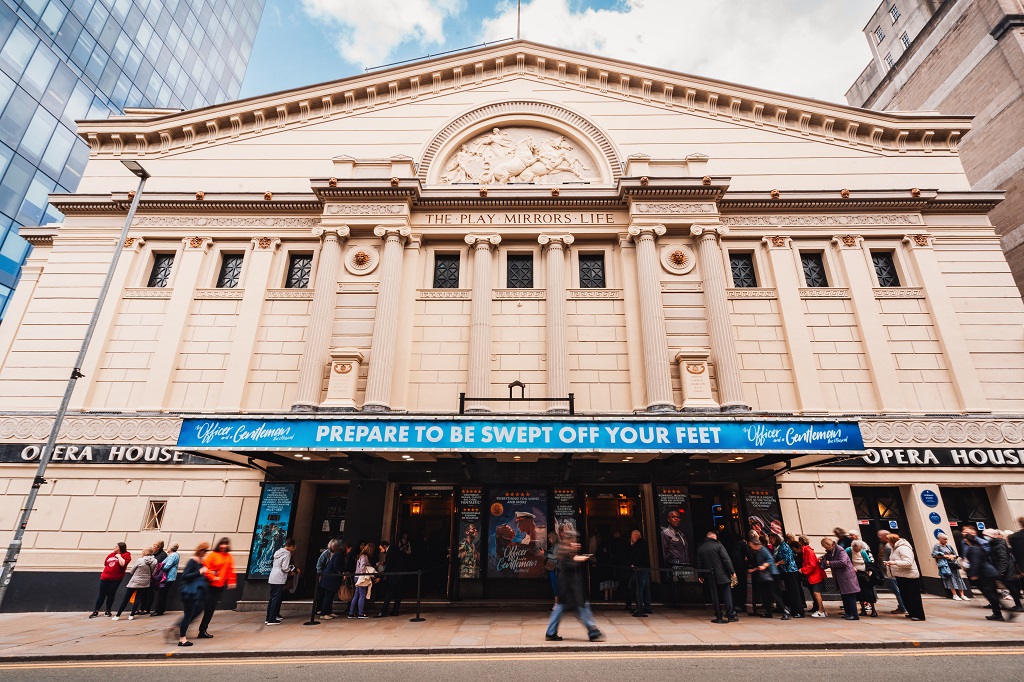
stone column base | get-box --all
[675,348,720,412]
[320,348,363,410]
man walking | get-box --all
[198,537,236,638]
[696,530,738,623]
[266,538,295,625]
[876,529,907,614]
[375,540,403,617]
[545,531,604,642]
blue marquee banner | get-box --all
[177,417,863,454]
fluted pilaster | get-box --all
[691,224,749,412]
[464,234,501,412]
[363,225,411,412]
[628,224,674,412]
[293,226,349,411]
[539,234,573,412]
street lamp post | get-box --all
[0,160,149,609]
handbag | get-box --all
[337,578,354,602]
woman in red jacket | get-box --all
[798,535,828,617]
[89,542,130,618]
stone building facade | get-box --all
[1,41,1023,610]
[846,0,1024,296]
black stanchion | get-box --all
[304,578,321,626]
[409,570,425,622]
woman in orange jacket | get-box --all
[798,535,828,617]
[196,538,236,638]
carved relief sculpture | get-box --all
[438,127,598,185]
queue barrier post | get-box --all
[304,576,321,626]
[409,570,425,622]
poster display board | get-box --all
[742,486,784,541]
[247,482,298,578]
[457,487,483,579]
[655,486,696,582]
[487,489,548,579]
[553,487,579,542]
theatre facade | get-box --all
[1,41,1024,610]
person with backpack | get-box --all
[138,541,167,615]
[112,548,158,621]
[89,542,130,618]
[152,543,179,616]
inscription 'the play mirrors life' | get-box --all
[417,212,624,226]
[439,127,600,185]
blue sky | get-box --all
[240,1,879,104]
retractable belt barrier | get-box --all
[306,566,447,625]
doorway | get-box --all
[303,485,347,598]
[395,487,454,599]
[941,487,997,550]
[852,486,910,558]
[582,487,643,602]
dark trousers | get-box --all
[840,592,859,617]
[1001,575,1023,608]
[732,572,747,612]
[198,585,225,633]
[178,596,202,638]
[895,577,926,620]
[976,576,1004,616]
[628,569,651,613]
[781,571,805,616]
[139,587,154,612]
[714,581,735,618]
[319,584,335,616]
[94,579,120,613]
[154,581,175,615]
[756,577,786,614]
[378,575,403,615]
[266,583,285,622]
[116,586,150,617]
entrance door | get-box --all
[941,487,997,550]
[851,486,910,558]
[582,487,643,601]
[304,485,347,598]
[395,488,454,599]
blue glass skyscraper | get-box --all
[0,0,265,317]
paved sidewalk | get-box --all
[0,595,1017,661]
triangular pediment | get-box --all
[78,41,971,162]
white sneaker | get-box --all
[128,615,134,621]
[811,611,826,618]
[952,595,963,601]
[111,616,119,621]
[964,595,973,600]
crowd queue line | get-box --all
[87,519,1024,645]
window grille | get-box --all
[216,253,244,288]
[143,500,167,531]
[578,253,606,288]
[507,254,534,288]
[872,251,901,287]
[874,26,885,43]
[884,53,895,69]
[900,32,911,49]
[285,254,312,289]
[147,254,174,288]
[801,253,829,288]
[432,253,460,288]
[890,5,900,22]
[729,253,758,288]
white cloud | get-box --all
[480,0,877,104]
[302,0,463,67]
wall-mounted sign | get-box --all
[248,482,298,578]
[920,490,940,508]
[888,520,899,530]
[487,489,547,579]
[0,443,221,465]
[178,417,863,454]
[934,529,945,539]
[977,522,987,531]
[929,512,942,524]
[457,487,483,580]
[834,447,1024,468]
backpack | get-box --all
[150,559,167,589]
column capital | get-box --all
[538,233,574,249]
[312,225,350,240]
[902,233,934,249]
[373,224,412,242]
[465,233,502,249]
[250,236,282,252]
[122,236,146,252]
[181,236,213,252]
[689,224,728,239]
[831,234,864,249]
[627,224,666,241]
[761,235,792,250]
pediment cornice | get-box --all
[77,41,971,162]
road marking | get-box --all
[2,648,1024,669]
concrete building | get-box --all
[0,0,266,318]
[846,0,1024,297]
[1,40,1023,611]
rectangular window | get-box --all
[871,251,901,287]
[143,500,166,531]
[890,5,900,22]
[147,253,174,287]
[874,26,885,43]
[507,254,534,288]
[729,253,758,288]
[432,253,460,288]
[900,32,911,49]
[885,53,895,69]
[578,253,606,288]
[216,253,243,288]
[285,254,312,289]
[801,253,829,288]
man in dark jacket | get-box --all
[696,531,737,623]
[545,532,604,642]
[1009,518,1024,580]
[626,530,652,615]
[375,540,404,617]
[984,529,1024,612]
